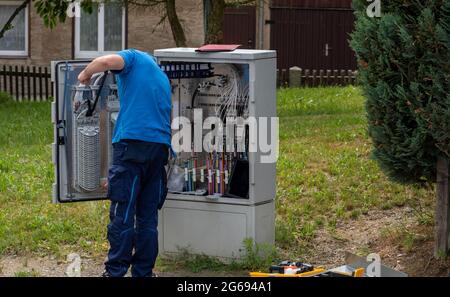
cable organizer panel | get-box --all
[160,62,214,79]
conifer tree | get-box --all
[351,0,450,256]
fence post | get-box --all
[14,66,19,101]
[2,65,6,92]
[37,67,43,101]
[32,66,37,101]
[11,65,19,101]
[349,70,356,85]
[304,69,310,87]
[276,69,280,88]
[26,66,31,99]
[289,66,302,88]
[333,70,339,85]
[20,66,25,101]
[319,70,324,86]
[45,67,49,99]
[312,69,317,87]
[281,69,287,88]
[8,65,13,98]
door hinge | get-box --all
[57,136,65,145]
[56,120,65,129]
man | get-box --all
[78,49,172,277]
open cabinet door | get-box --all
[51,61,119,203]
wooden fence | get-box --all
[0,64,358,101]
[0,65,53,101]
[277,67,358,88]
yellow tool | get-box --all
[353,268,365,277]
[252,253,408,278]
[249,267,326,278]
[249,259,366,278]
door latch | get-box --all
[56,120,66,145]
[325,43,332,57]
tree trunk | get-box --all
[165,0,187,47]
[435,156,450,258]
[0,0,31,40]
[205,0,226,44]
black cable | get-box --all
[86,71,108,117]
[191,86,200,108]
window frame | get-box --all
[74,3,126,59]
[0,0,29,57]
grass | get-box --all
[0,93,109,257]
[380,223,423,253]
[275,86,434,253]
[0,87,435,272]
[14,270,41,277]
[158,239,277,273]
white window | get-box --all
[0,1,29,56]
[75,2,125,59]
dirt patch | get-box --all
[300,207,415,268]
[0,255,104,277]
[1,206,449,277]
[297,206,450,276]
[371,224,450,277]
[0,255,244,277]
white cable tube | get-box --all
[77,126,100,191]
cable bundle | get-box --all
[215,66,249,121]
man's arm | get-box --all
[78,54,125,84]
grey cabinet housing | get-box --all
[52,48,277,258]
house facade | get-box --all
[0,0,207,66]
[0,0,356,70]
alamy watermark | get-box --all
[171,113,279,164]
[66,0,121,18]
[68,1,381,19]
[367,0,381,18]
[66,1,82,18]
[65,253,81,277]
[366,253,381,277]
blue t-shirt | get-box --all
[112,49,171,146]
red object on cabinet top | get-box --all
[195,44,241,52]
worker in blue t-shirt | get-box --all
[78,49,171,277]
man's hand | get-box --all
[101,179,108,191]
[78,70,92,85]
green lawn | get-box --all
[0,87,434,261]
[276,87,433,253]
[0,93,109,257]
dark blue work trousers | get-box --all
[105,140,168,277]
